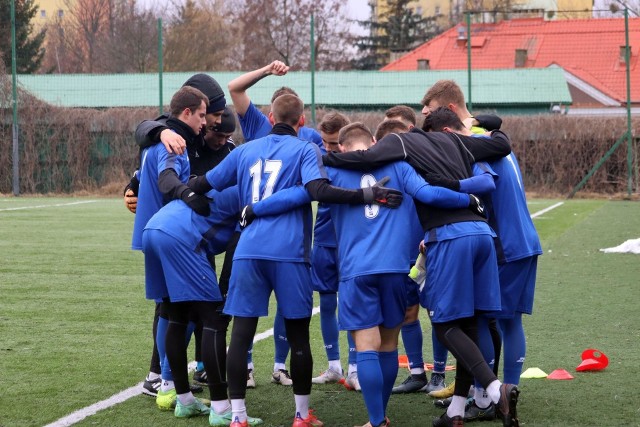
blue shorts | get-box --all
[420,234,501,323]
[406,277,420,307]
[311,245,339,293]
[142,229,222,303]
[494,256,538,318]
[225,259,313,319]
[338,273,407,331]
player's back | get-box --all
[327,162,420,280]
[232,134,326,263]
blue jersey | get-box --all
[327,161,472,280]
[238,101,323,148]
[144,186,240,257]
[205,132,326,262]
[483,150,542,263]
[132,144,190,250]
[312,145,337,248]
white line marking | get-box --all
[530,201,564,218]
[0,200,97,211]
[45,305,322,427]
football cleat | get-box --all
[495,383,520,427]
[426,373,446,393]
[142,376,161,397]
[429,380,455,398]
[342,371,361,391]
[193,369,208,385]
[156,388,177,410]
[292,410,324,427]
[312,367,344,384]
[272,369,293,386]
[464,399,496,422]
[210,409,264,427]
[247,368,256,389]
[391,373,428,393]
[432,413,464,427]
[174,398,210,418]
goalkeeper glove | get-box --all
[362,176,403,209]
[468,194,485,217]
[181,189,211,216]
[239,205,256,228]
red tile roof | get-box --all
[382,17,640,103]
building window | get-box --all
[58,9,64,18]
[417,59,430,70]
[40,9,46,18]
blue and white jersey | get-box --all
[238,101,323,148]
[479,144,542,263]
[131,144,190,250]
[205,133,326,263]
[327,161,471,280]
[144,186,240,257]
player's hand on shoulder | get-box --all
[181,189,211,216]
[363,176,404,209]
[160,129,186,155]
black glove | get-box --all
[181,189,211,216]
[123,170,140,196]
[424,173,460,191]
[468,194,485,217]
[362,176,403,209]
[188,174,213,195]
[239,205,256,228]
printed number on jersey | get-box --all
[361,174,380,219]
[249,159,283,202]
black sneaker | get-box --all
[142,377,161,397]
[434,396,452,408]
[193,369,207,385]
[391,373,428,393]
[496,384,520,427]
[432,413,464,427]
[464,399,496,422]
[426,372,446,393]
[190,383,203,393]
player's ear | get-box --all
[268,111,276,126]
[298,114,305,128]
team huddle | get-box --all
[124,60,541,427]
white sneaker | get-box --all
[271,369,293,386]
[247,369,256,389]
[312,367,344,384]
[344,371,361,391]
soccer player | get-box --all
[186,94,403,427]
[310,112,355,387]
[323,126,520,427]
[383,105,417,129]
[227,60,327,387]
[132,85,213,410]
[326,123,491,427]
[126,74,228,397]
[426,107,542,424]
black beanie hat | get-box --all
[213,106,236,134]
[182,73,226,114]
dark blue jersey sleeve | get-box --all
[252,186,312,217]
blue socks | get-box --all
[157,316,173,381]
[432,328,448,374]
[357,351,385,427]
[319,293,340,362]
[379,350,398,411]
[401,320,424,370]
[499,314,526,385]
[347,333,357,366]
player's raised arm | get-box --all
[228,60,289,117]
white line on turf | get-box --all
[0,200,97,211]
[530,201,564,218]
[44,306,322,427]
[45,200,563,427]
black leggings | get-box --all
[165,301,230,401]
[227,316,313,399]
[433,316,497,397]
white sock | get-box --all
[212,400,231,414]
[328,360,342,373]
[474,387,492,408]
[160,380,174,392]
[487,380,502,404]
[410,367,425,375]
[231,398,247,423]
[147,372,160,381]
[294,394,310,419]
[274,362,286,372]
[177,392,195,405]
[247,362,254,371]
[348,364,357,375]
[446,395,467,418]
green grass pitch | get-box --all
[0,197,639,426]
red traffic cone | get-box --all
[576,358,603,372]
[547,369,574,380]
